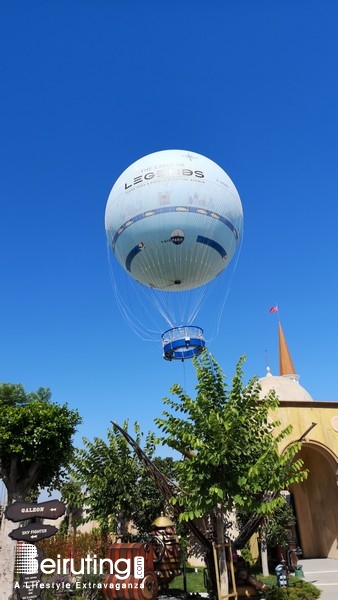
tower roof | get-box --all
[278,321,296,376]
[259,316,313,403]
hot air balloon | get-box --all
[105,150,243,360]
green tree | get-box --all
[0,384,81,502]
[131,456,177,535]
[60,480,84,535]
[260,499,296,548]
[155,353,307,597]
[70,422,171,537]
[0,383,81,599]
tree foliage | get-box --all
[0,383,82,501]
[69,422,173,535]
[131,456,177,535]
[260,499,297,548]
[60,480,84,534]
[155,353,308,522]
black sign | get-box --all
[19,591,40,600]
[18,585,40,600]
[10,524,58,542]
[5,499,66,522]
[20,574,40,586]
[19,576,41,600]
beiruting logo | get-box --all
[15,543,39,575]
[15,543,145,590]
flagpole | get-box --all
[265,349,270,372]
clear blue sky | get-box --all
[1,1,338,452]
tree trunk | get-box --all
[0,512,17,600]
[260,535,269,576]
[215,511,229,600]
[0,489,29,600]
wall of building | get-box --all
[273,402,338,559]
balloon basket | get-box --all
[162,326,205,361]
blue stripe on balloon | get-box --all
[126,235,227,273]
[196,235,228,259]
[126,245,143,272]
[111,205,239,250]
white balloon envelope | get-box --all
[105,150,243,359]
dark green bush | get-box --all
[260,580,321,600]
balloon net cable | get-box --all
[207,224,244,344]
[107,243,210,340]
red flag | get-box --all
[269,305,278,313]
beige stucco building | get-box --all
[259,321,338,559]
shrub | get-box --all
[40,575,74,600]
[38,530,109,564]
[260,580,321,600]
